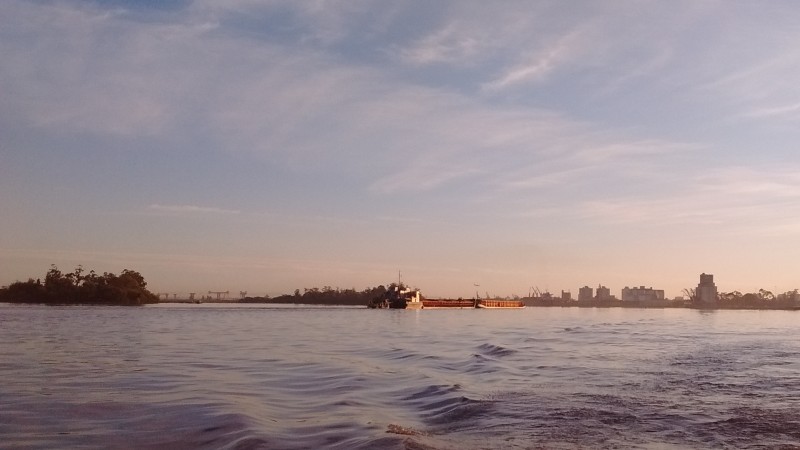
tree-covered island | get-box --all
[0,265,158,305]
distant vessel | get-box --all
[368,272,523,309]
[368,283,525,309]
[368,284,422,309]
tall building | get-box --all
[621,286,665,303]
[578,286,593,302]
[596,285,612,301]
[697,273,718,305]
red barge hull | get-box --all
[422,299,476,309]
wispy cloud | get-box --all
[499,166,594,191]
[698,47,800,123]
[398,22,485,65]
[0,1,208,137]
[148,204,241,215]
[482,29,585,91]
[697,167,800,198]
[0,246,402,285]
[571,140,700,165]
[370,162,481,195]
[744,101,800,120]
[575,165,800,235]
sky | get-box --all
[2,0,800,299]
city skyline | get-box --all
[2,1,800,299]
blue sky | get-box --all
[2,0,799,298]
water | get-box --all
[1,304,799,449]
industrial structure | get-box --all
[696,273,718,305]
[208,290,230,300]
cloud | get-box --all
[0,1,201,136]
[499,166,594,191]
[693,23,800,123]
[398,21,485,65]
[697,167,800,198]
[744,102,800,121]
[148,204,241,215]
[370,160,481,194]
[4,0,798,211]
[482,29,586,91]
[575,165,800,235]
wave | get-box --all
[474,343,516,357]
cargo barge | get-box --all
[368,283,524,309]
[476,299,525,309]
[422,299,476,309]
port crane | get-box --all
[208,290,229,300]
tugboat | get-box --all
[367,283,422,309]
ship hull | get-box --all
[422,300,476,309]
[476,300,525,309]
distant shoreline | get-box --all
[3,300,799,311]
[172,299,800,311]
[4,268,798,310]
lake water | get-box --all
[1,304,799,449]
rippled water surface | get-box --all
[2,304,800,449]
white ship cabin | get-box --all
[401,287,421,304]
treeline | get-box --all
[242,285,391,306]
[713,289,800,309]
[0,265,159,305]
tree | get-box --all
[741,293,760,306]
[44,265,74,300]
[758,289,775,302]
[65,265,85,286]
[120,269,147,289]
[719,291,743,306]
[2,278,45,303]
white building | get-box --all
[621,286,665,303]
